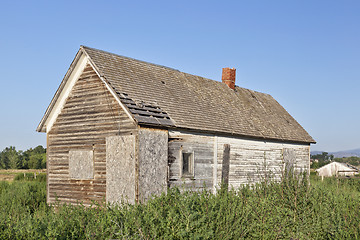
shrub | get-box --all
[14,172,46,182]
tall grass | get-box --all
[0,174,360,239]
[13,172,47,182]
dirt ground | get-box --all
[0,169,46,182]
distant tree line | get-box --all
[0,146,46,169]
[311,152,360,169]
[334,156,360,167]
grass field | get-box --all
[1,173,360,239]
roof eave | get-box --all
[37,46,139,133]
[165,125,315,145]
[36,48,85,133]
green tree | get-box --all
[23,145,46,169]
[28,153,46,169]
[0,151,7,169]
[0,145,47,169]
[1,146,20,169]
[310,152,333,169]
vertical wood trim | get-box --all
[92,144,95,179]
[307,145,311,176]
[135,132,139,203]
[221,144,230,185]
[281,147,284,173]
[179,145,183,178]
[46,133,49,204]
[213,136,218,193]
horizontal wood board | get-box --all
[168,131,214,191]
[216,136,310,188]
[47,64,137,205]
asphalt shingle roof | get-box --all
[83,46,315,143]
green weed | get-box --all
[0,174,360,239]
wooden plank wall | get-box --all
[168,130,310,192]
[47,64,137,205]
[168,130,214,191]
[216,136,310,189]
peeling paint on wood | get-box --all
[217,136,310,188]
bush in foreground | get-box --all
[0,175,360,239]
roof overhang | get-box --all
[37,49,87,132]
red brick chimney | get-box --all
[222,68,236,89]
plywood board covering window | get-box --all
[69,150,94,179]
[283,148,296,174]
[181,151,194,178]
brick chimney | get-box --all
[222,68,236,89]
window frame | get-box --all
[181,150,195,178]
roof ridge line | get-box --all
[81,45,180,72]
[81,46,272,97]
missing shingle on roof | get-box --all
[138,113,154,117]
[114,91,175,126]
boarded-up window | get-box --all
[106,135,136,204]
[69,150,94,179]
[221,144,230,185]
[181,152,194,177]
[283,148,296,174]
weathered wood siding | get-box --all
[138,128,168,202]
[46,62,311,204]
[47,64,137,205]
[168,131,310,192]
[216,136,310,189]
[168,130,214,191]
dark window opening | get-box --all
[182,152,194,177]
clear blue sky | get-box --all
[0,1,359,152]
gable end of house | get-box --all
[36,48,137,133]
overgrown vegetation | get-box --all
[0,145,46,169]
[14,172,47,182]
[1,174,360,239]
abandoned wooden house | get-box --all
[37,46,315,205]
